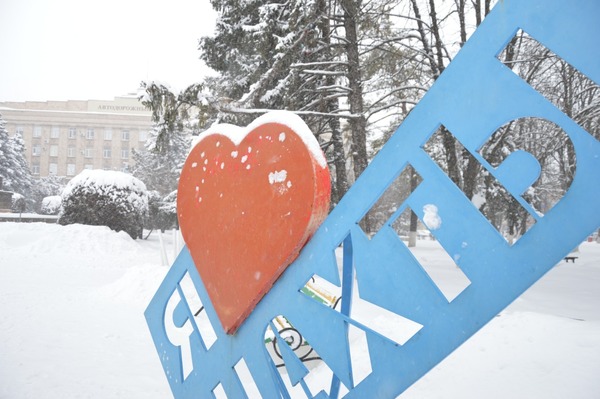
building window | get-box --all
[67,164,76,176]
[138,131,147,142]
[49,145,59,157]
[67,146,76,158]
[33,126,42,138]
[16,126,24,135]
[50,127,60,139]
[121,148,129,159]
[68,128,77,139]
[84,164,93,170]
[32,164,40,175]
[84,148,93,158]
[121,130,130,141]
[32,145,42,156]
[49,163,58,175]
[103,148,112,158]
[121,162,130,173]
[104,129,112,140]
[86,129,95,139]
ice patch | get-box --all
[231,151,238,158]
[191,162,198,168]
[279,132,286,142]
[241,155,248,163]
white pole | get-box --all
[173,229,178,260]
[158,230,169,267]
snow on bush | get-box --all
[11,192,25,213]
[58,170,148,239]
[145,190,178,232]
[40,195,62,215]
[160,190,178,221]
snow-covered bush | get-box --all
[59,170,148,239]
[30,175,66,213]
[40,195,62,215]
[11,193,26,213]
[160,190,178,228]
[144,190,178,232]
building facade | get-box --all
[0,96,153,179]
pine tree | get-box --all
[200,0,355,201]
[0,113,33,201]
[132,125,191,196]
[132,124,189,232]
[200,0,325,115]
[139,81,213,154]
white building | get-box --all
[0,95,153,179]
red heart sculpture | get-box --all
[178,112,331,334]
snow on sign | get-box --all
[145,0,600,398]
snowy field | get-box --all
[0,222,599,398]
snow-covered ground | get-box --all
[0,222,598,398]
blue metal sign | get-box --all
[145,0,600,397]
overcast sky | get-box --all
[0,0,217,102]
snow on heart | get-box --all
[268,170,287,184]
[192,111,326,168]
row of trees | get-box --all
[1,112,72,212]
[3,1,598,241]
[0,110,184,234]
[131,124,191,231]
[140,0,599,240]
[0,106,186,239]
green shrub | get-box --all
[59,170,148,239]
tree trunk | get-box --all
[408,166,420,247]
[440,126,461,187]
[318,0,349,204]
[340,0,368,180]
[473,0,482,27]
[462,150,481,200]
[330,116,349,205]
[340,0,370,230]
[456,0,467,47]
